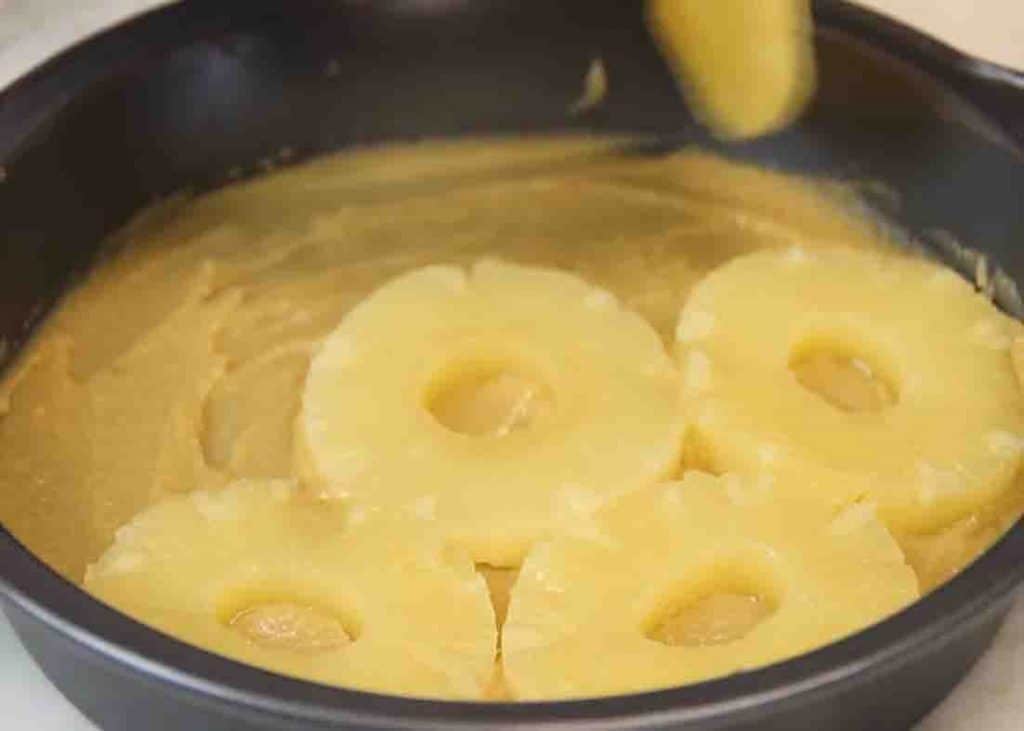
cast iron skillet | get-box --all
[1,1,1023,729]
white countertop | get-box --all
[0,2,1022,729]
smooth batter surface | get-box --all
[0,138,1021,694]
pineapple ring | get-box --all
[646,0,815,139]
[84,480,496,699]
[502,473,918,700]
[300,259,685,565]
[676,247,1024,534]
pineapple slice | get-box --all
[646,0,816,138]
[84,480,496,699]
[300,259,685,566]
[502,473,918,699]
[202,345,310,479]
[676,247,1024,535]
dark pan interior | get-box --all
[1,1,1023,729]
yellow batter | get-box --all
[1,138,1021,698]
[0,139,887,581]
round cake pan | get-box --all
[1,1,1023,729]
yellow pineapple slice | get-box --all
[202,346,310,479]
[84,480,496,699]
[676,247,1024,535]
[300,259,685,566]
[502,473,917,699]
[646,0,816,138]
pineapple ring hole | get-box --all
[221,595,358,653]
[644,564,779,647]
[789,340,897,414]
[424,362,554,437]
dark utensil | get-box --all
[1,1,1023,729]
